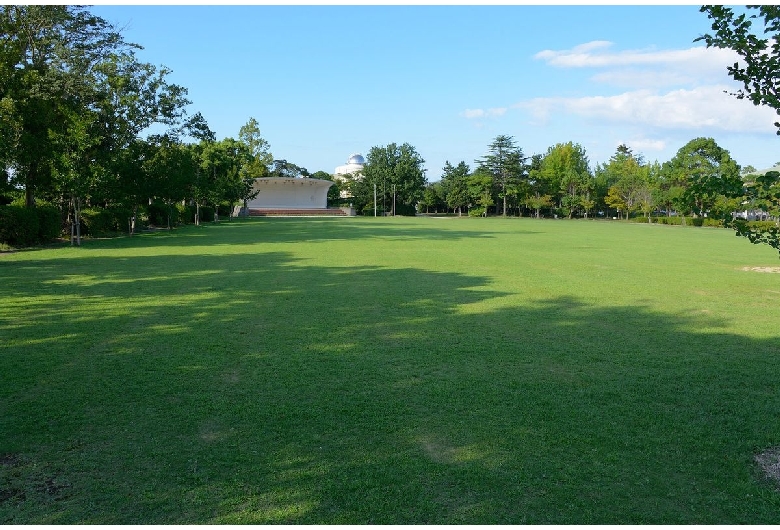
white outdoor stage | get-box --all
[246,177,334,210]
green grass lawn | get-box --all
[2,216,780,523]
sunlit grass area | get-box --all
[2,216,780,523]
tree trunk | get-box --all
[25,162,39,208]
[70,195,82,246]
[130,205,138,235]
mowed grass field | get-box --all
[1,216,780,523]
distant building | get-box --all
[333,153,365,198]
[736,163,780,221]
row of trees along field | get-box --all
[1,5,780,257]
[0,6,297,246]
[413,136,756,223]
[347,5,780,258]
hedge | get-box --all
[36,205,63,241]
[0,205,63,247]
[741,220,779,231]
[80,207,134,236]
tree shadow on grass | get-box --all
[1,248,780,523]
[64,217,518,249]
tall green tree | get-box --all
[597,145,652,219]
[48,103,104,243]
[197,138,251,222]
[441,161,470,216]
[476,135,526,217]
[238,117,273,180]
[1,5,205,222]
[419,182,446,214]
[0,5,129,207]
[526,154,553,218]
[466,170,494,217]
[143,135,197,228]
[665,137,742,218]
[269,159,308,179]
[355,143,426,216]
[236,118,271,214]
[538,142,592,218]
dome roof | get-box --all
[347,153,365,165]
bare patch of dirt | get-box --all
[222,368,240,384]
[755,447,780,485]
[741,266,780,273]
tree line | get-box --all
[0,6,340,244]
[1,5,779,258]
[408,135,757,224]
[347,4,780,259]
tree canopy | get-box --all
[699,6,780,257]
[350,143,427,216]
[476,135,527,217]
[698,6,780,134]
[0,5,203,219]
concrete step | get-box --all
[248,208,346,217]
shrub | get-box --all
[36,205,63,242]
[198,205,215,223]
[653,216,685,226]
[178,204,193,224]
[217,203,233,218]
[0,205,39,246]
[702,218,724,228]
[147,201,169,227]
[80,207,133,236]
[395,203,417,216]
[468,206,486,217]
[744,220,779,231]
[177,203,193,225]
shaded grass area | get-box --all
[1,217,780,523]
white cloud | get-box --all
[589,69,698,89]
[534,40,736,71]
[460,107,508,119]
[516,86,778,133]
[534,40,742,90]
[462,109,485,119]
[624,138,666,152]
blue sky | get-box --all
[90,4,780,181]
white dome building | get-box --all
[334,153,365,179]
[333,153,365,198]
